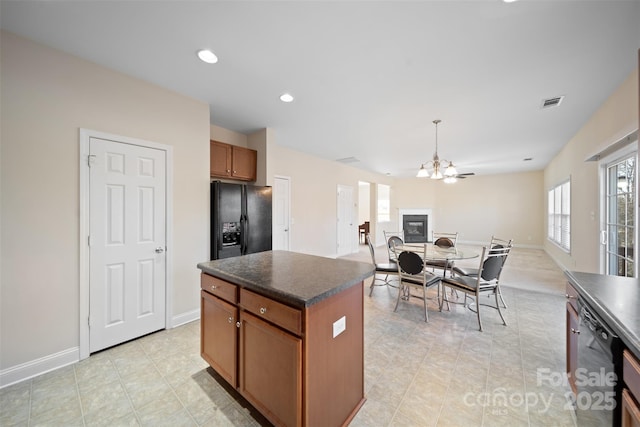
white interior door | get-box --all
[337,185,355,256]
[273,176,291,251]
[89,137,166,352]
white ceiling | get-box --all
[2,1,639,178]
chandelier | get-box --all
[416,119,458,183]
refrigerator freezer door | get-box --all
[212,182,243,259]
[243,185,272,255]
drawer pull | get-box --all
[571,328,581,334]
[211,285,217,290]
[228,316,234,324]
[260,307,267,314]
[565,294,576,299]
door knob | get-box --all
[155,247,165,253]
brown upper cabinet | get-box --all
[210,140,257,182]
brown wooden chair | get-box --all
[358,221,370,243]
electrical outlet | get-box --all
[332,316,346,338]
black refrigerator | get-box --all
[211,181,272,260]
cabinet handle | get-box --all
[233,170,237,174]
[211,285,217,291]
[571,328,580,334]
[228,316,234,324]
[260,307,267,314]
[565,294,575,299]
[236,321,240,328]
[226,169,230,173]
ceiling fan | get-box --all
[416,119,476,183]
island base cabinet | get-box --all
[305,282,365,426]
[201,290,238,387]
[239,311,302,427]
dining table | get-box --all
[393,242,479,275]
[393,242,479,310]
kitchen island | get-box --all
[197,251,374,427]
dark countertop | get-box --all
[566,271,640,357]
[197,250,374,308]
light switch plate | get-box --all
[333,316,346,338]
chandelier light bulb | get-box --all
[444,162,457,177]
[197,49,218,64]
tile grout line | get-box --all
[71,364,87,427]
[138,334,200,426]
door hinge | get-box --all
[87,235,92,246]
[87,154,96,167]
[88,316,91,327]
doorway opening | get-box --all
[358,182,371,245]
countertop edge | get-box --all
[565,270,640,358]
[197,260,374,309]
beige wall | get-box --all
[395,171,545,246]
[1,31,210,371]
[210,124,247,147]
[544,68,639,273]
[268,143,395,257]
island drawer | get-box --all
[624,350,640,400]
[240,289,302,336]
[201,273,238,304]
[565,282,579,312]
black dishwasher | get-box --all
[574,297,623,426]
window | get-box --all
[604,153,636,277]
[548,180,571,251]
[377,184,390,222]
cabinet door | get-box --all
[231,146,257,181]
[566,302,579,395]
[201,290,238,387]
[210,141,232,178]
[239,311,302,427]
[622,389,640,427]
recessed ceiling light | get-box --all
[280,93,294,103]
[503,0,519,3]
[197,49,218,64]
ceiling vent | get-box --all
[541,96,564,109]
[336,156,360,164]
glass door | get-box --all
[604,153,636,276]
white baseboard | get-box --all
[0,347,79,389]
[1,309,202,389]
[171,308,200,328]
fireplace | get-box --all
[398,209,432,243]
[403,215,428,243]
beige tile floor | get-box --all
[1,244,577,426]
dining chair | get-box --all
[452,236,513,308]
[366,233,398,296]
[441,244,512,331]
[432,231,458,247]
[394,245,441,322]
[426,231,459,277]
[383,230,404,263]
